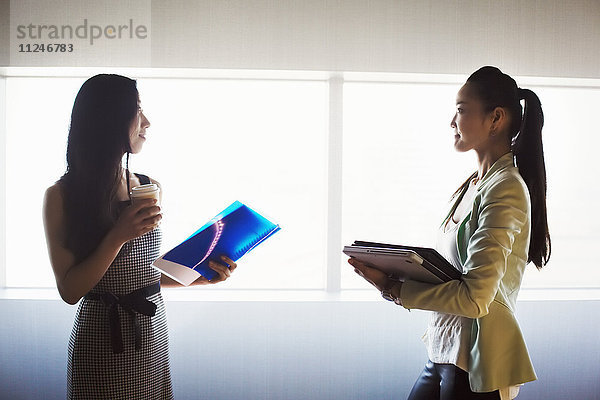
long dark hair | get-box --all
[59,74,138,261]
[453,66,551,269]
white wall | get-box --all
[0,75,5,288]
[2,0,600,78]
[150,0,600,78]
[0,0,8,67]
[1,298,599,400]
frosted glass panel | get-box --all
[5,77,328,289]
[6,77,85,287]
[341,82,600,289]
[341,82,472,288]
[4,74,600,291]
[520,85,600,288]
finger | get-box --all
[355,270,367,281]
[139,224,156,236]
[351,262,368,273]
[126,202,159,221]
[208,261,231,279]
[206,270,226,283]
[192,276,210,285]
[208,276,224,284]
[131,198,158,212]
[348,258,366,269]
[220,255,237,271]
[139,205,161,218]
[139,215,162,232]
[144,213,162,225]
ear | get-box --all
[489,107,508,136]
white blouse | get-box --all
[423,179,520,400]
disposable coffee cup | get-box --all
[130,184,160,205]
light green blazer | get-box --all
[400,152,537,392]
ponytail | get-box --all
[465,66,551,269]
[513,88,551,268]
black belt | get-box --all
[85,282,161,354]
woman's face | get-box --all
[451,83,493,153]
[128,99,151,154]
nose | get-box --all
[450,114,457,129]
[141,112,150,128]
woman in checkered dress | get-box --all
[43,74,237,400]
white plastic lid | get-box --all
[131,183,159,196]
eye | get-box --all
[456,107,464,114]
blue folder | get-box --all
[153,201,280,285]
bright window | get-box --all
[520,85,600,288]
[341,82,473,288]
[340,80,600,289]
[5,75,328,289]
[3,72,600,291]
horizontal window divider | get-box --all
[3,67,598,88]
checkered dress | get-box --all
[67,212,172,399]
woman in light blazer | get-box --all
[349,66,551,400]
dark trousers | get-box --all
[407,360,501,400]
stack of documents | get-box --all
[343,241,462,283]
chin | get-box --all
[129,144,144,154]
[454,142,469,153]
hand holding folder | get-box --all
[153,201,280,286]
[344,241,462,284]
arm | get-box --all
[350,175,528,318]
[43,184,162,304]
[400,176,529,318]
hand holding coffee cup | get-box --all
[130,184,162,229]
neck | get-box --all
[474,144,511,181]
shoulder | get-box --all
[483,166,528,201]
[44,182,64,210]
[43,183,67,237]
[477,166,530,221]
